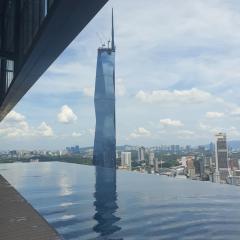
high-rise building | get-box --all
[154,158,159,173]
[93,10,116,168]
[138,147,145,162]
[121,152,132,170]
[186,156,196,179]
[215,133,229,183]
[149,151,155,166]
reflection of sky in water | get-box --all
[59,175,73,196]
[1,162,240,240]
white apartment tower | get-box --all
[121,152,132,170]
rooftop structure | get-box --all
[0,0,109,121]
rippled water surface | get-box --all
[1,162,240,240]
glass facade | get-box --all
[93,11,116,168]
[93,47,116,168]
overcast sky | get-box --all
[1,0,240,150]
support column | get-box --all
[0,59,6,104]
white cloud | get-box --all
[0,111,31,138]
[129,127,151,138]
[177,130,195,139]
[230,107,240,116]
[136,88,212,104]
[58,105,78,124]
[228,126,240,138]
[88,128,95,136]
[206,111,224,118]
[116,78,126,97]
[199,122,209,130]
[198,122,240,138]
[5,111,25,122]
[83,87,94,97]
[72,132,82,137]
[160,118,183,127]
[38,122,54,137]
[0,111,54,138]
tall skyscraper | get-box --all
[215,133,229,182]
[149,151,155,166]
[138,147,145,162]
[121,152,132,170]
[93,10,116,168]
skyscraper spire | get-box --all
[111,8,115,51]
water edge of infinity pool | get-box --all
[1,162,240,240]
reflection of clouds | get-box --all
[59,175,73,196]
[39,162,52,174]
[60,202,74,207]
[0,163,27,189]
[60,214,75,220]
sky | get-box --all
[1,0,240,150]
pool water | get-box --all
[1,162,240,240]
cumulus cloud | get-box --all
[177,130,195,139]
[228,126,240,138]
[0,111,31,138]
[0,111,54,138]
[206,112,224,118]
[116,78,126,97]
[198,122,240,138]
[58,105,77,124]
[230,107,240,116]
[83,87,94,97]
[37,122,54,137]
[88,128,95,136]
[72,132,82,137]
[160,118,183,127]
[129,127,151,138]
[5,111,26,122]
[136,88,212,104]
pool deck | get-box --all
[0,175,62,240]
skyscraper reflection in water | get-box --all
[93,9,116,169]
[93,167,121,238]
[92,10,121,239]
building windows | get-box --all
[6,60,14,91]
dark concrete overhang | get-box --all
[0,0,108,121]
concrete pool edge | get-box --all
[0,174,63,240]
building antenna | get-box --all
[111,8,115,51]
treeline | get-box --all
[0,155,93,166]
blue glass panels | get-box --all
[93,48,116,168]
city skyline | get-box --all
[1,0,240,149]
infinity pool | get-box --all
[1,162,240,240]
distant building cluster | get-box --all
[0,150,62,162]
[3,132,240,186]
[114,133,240,186]
[66,145,80,155]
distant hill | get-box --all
[229,140,240,150]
